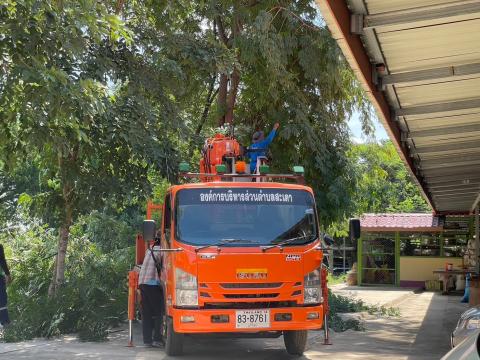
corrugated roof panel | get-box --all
[317,0,480,214]
[407,113,480,130]
[414,133,480,146]
[404,107,480,121]
[396,77,480,107]
[377,19,480,73]
[365,0,457,14]
[360,213,442,231]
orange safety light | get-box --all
[236,161,246,173]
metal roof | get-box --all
[316,0,480,214]
[360,213,443,232]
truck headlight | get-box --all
[304,268,322,304]
[175,268,198,307]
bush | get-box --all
[1,218,134,343]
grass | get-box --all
[327,273,347,285]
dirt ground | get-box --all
[0,288,467,359]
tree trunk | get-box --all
[217,73,228,126]
[49,151,75,297]
[48,200,73,296]
[220,4,243,126]
[225,67,240,125]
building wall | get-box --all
[359,228,470,287]
[399,257,463,286]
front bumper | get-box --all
[172,305,324,333]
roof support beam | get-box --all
[433,192,479,199]
[420,159,480,171]
[395,99,480,117]
[421,153,480,166]
[431,186,480,194]
[410,123,480,138]
[422,166,480,177]
[436,200,475,206]
[472,194,480,213]
[414,139,480,155]
[362,1,480,31]
[424,174,480,183]
[429,180,480,189]
[382,63,480,86]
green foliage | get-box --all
[1,217,133,342]
[350,140,430,215]
[0,0,182,219]
[328,292,400,332]
[0,0,421,344]
[327,273,347,285]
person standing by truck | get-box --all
[0,243,11,326]
[248,122,280,173]
[138,239,163,347]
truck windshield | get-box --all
[175,188,317,246]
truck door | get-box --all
[161,192,172,285]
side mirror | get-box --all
[349,218,361,240]
[323,234,334,246]
[143,220,156,242]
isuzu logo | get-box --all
[236,268,267,280]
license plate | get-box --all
[235,309,270,329]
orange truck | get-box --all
[128,134,346,356]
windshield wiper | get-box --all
[195,238,258,252]
[261,235,315,252]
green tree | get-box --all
[145,1,373,225]
[0,0,181,295]
[350,140,430,215]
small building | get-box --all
[358,214,473,288]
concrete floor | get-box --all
[0,289,468,359]
[330,284,417,306]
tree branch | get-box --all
[196,76,219,135]
[268,6,321,32]
[225,68,240,125]
[217,73,228,126]
[215,16,230,46]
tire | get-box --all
[283,330,308,356]
[165,316,184,356]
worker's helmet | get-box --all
[252,131,264,143]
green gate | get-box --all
[358,233,398,286]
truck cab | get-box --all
[139,182,327,356]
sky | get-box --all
[348,111,389,143]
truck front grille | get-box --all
[224,293,279,299]
[204,301,297,309]
[220,282,283,289]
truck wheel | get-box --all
[283,330,307,356]
[165,316,184,356]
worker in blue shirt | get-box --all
[248,123,279,173]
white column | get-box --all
[476,205,479,274]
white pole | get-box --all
[343,237,346,274]
[476,205,479,274]
[128,319,133,347]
